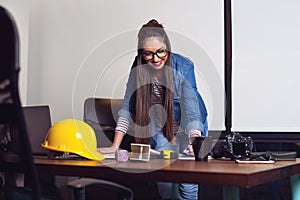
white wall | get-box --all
[0,0,29,104]
[3,0,300,139]
[27,0,225,130]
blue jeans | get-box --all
[152,132,198,200]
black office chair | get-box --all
[83,97,135,151]
[63,98,134,200]
[0,6,41,200]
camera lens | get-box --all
[210,140,226,159]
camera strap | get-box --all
[249,151,297,161]
[249,151,275,161]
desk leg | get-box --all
[223,186,240,200]
[290,174,300,200]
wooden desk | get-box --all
[35,157,300,200]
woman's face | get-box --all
[142,37,168,70]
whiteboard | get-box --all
[232,0,300,132]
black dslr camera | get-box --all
[210,133,253,160]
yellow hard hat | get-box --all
[42,119,105,161]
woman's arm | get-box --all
[180,63,207,136]
[97,131,125,153]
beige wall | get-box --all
[27,0,225,129]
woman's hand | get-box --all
[185,131,201,156]
[97,131,125,154]
[97,145,118,154]
[183,144,195,157]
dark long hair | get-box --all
[134,19,174,144]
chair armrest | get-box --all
[68,178,133,200]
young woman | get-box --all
[99,19,208,200]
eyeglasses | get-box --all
[142,48,168,61]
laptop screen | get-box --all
[23,105,52,156]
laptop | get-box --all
[23,105,52,156]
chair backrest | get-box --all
[83,98,135,151]
[84,98,123,129]
[0,6,41,200]
[83,98,123,147]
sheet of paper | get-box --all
[235,160,275,164]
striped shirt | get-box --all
[116,76,181,135]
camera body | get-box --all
[211,133,253,160]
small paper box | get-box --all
[115,150,128,162]
[129,143,150,161]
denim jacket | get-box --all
[118,53,208,136]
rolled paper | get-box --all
[115,149,128,162]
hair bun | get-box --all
[143,19,164,28]
[148,19,159,24]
